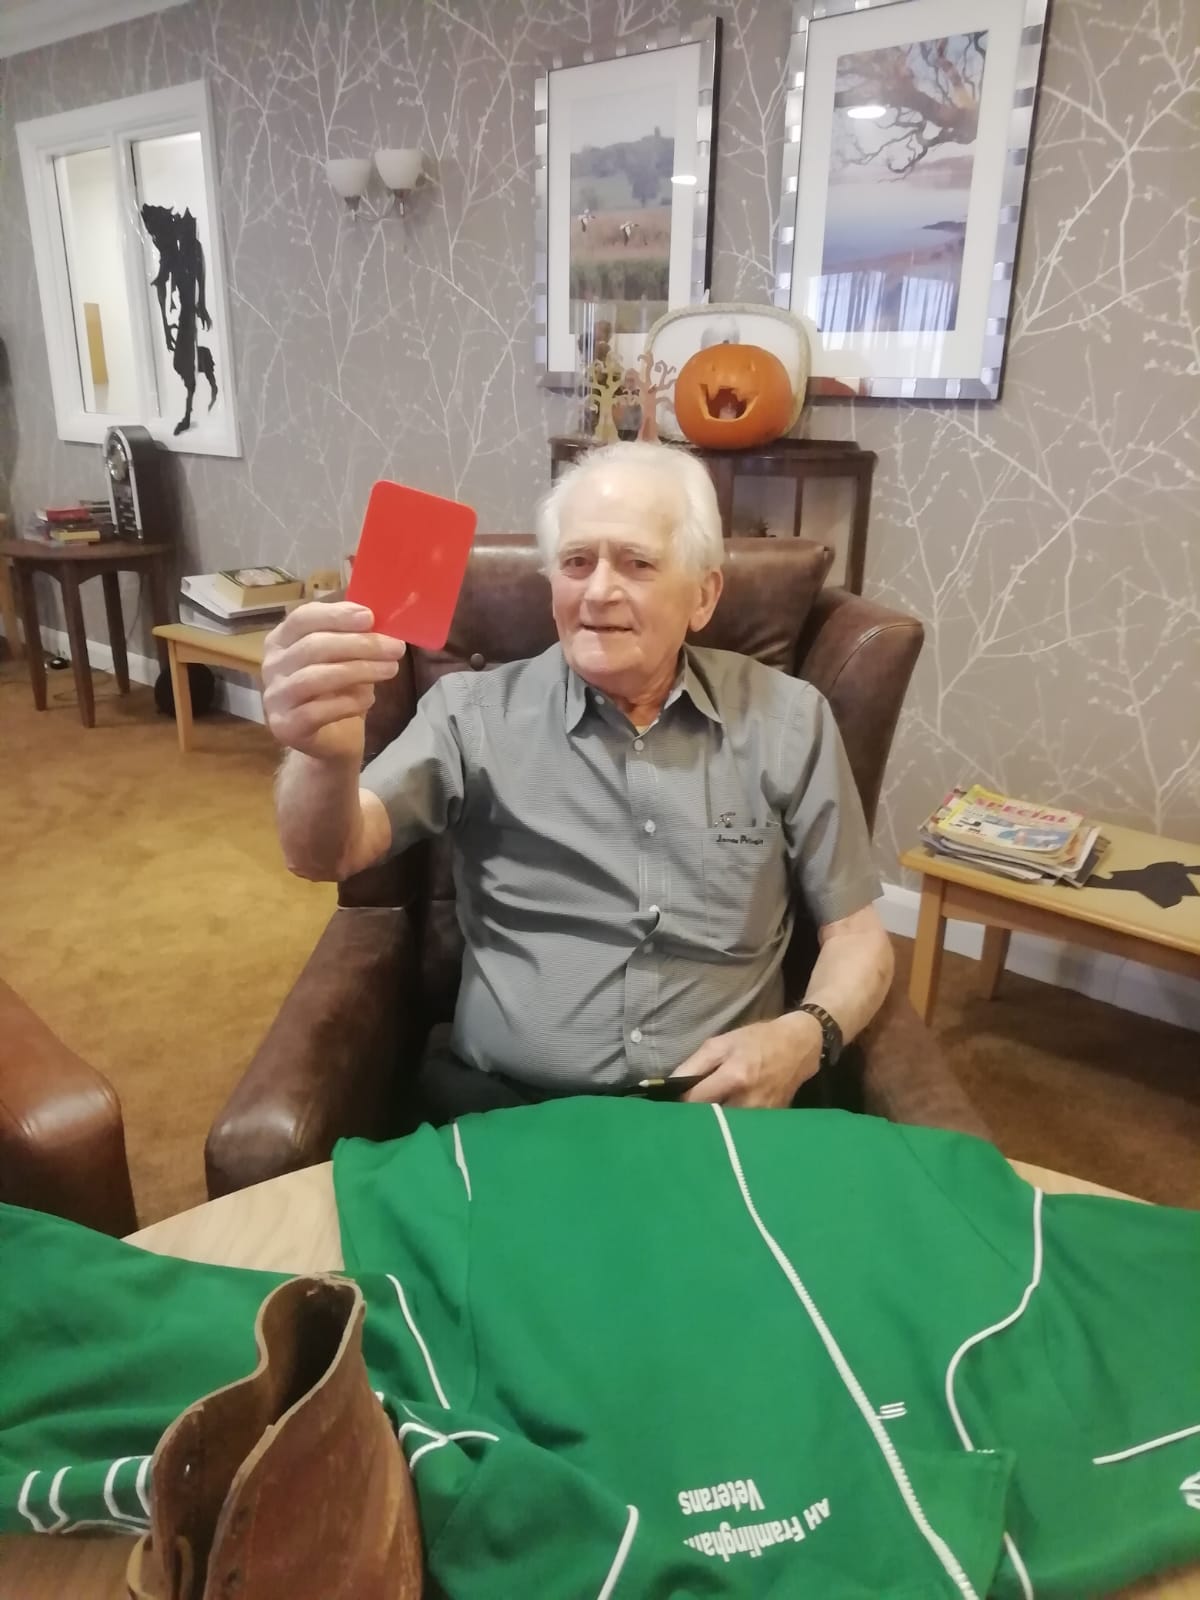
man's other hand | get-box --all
[262,602,406,761]
[671,1013,823,1108]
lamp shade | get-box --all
[325,157,372,200]
[373,148,423,191]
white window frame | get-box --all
[16,79,240,457]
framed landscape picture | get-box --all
[534,22,721,388]
[774,0,1050,399]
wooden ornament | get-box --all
[589,350,626,444]
[625,350,678,443]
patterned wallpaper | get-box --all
[0,0,1196,857]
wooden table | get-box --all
[550,435,877,593]
[151,623,271,752]
[0,538,172,728]
[1,1158,1194,1597]
[902,823,1200,1023]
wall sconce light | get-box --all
[325,157,372,214]
[373,148,424,215]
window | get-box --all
[17,81,239,457]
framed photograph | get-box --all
[534,22,721,388]
[644,303,811,440]
[774,0,1050,400]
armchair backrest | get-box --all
[344,536,920,1026]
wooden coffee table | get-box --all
[901,823,1200,1023]
[1,1162,1195,1598]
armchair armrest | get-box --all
[0,984,137,1236]
[796,588,924,831]
[854,983,994,1142]
[204,906,423,1198]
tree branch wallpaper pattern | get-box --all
[0,0,1196,863]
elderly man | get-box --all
[265,441,893,1114]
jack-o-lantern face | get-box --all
[673,342,794,450]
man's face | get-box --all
[549,463,722,700]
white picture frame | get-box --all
[774,0,1050,400]
[534,22,721,388]
[16,80,240,456]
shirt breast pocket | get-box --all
[700,824,789,956]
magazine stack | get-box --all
[920,785,1107,888]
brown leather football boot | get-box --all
[127,1275,422,1599]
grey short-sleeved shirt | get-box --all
[361,643,880,1089]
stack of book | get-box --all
[180,567,303,635]
[29,502,115,543]
[920,785,1108,888]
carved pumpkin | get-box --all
[673,342,794,450]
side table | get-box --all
[0,538,173,729]
[900,823,1200,1024]
[151,623,271,753]
[0,512,23,659]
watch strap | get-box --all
[795,1001,844,1068]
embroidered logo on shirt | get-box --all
[1182,1470,1200,1511]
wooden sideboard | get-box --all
[549,435,877,594]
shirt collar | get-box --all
[679,647,723,726]
[563,646,723,733]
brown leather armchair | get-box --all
[0,978,138,1235]
[206,537,989,1198]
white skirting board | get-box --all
[11,621,266,724]
[877,883,1200,1034]
[4,617,1195,1034]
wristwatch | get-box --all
[795,1002,844,1070]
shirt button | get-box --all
[633,738,645,751]
[643,820,656,835]
[630,1028,643,1044]
[469,652,485,670]
[594,693,606,705]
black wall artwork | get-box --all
[141,203,219,436]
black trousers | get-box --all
[417,1029,549,1123]
[416,1025,861,1126]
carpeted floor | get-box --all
[890,941,1199,1209]
[1,652,1197,1224]
[1,655,335,1224]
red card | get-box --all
[346,480,477,649]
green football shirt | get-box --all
[1,1103,1198,1598]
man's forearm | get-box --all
[275,748,364,881]
[801,913,895,1044]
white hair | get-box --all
[536,440,724,575]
